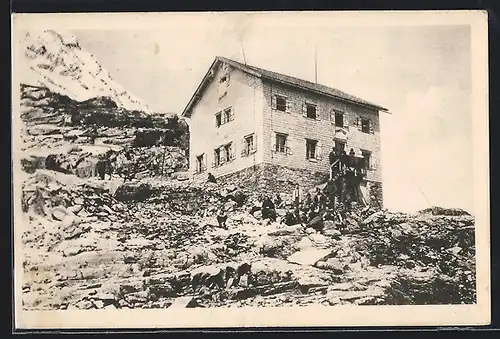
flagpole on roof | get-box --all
[239,25,248,65]
[314,41,318,83]
[241,43,247,65]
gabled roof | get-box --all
[181,56,388,117]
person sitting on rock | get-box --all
[249,197,262,216]
[306,212,325,234]
[293,206,303,224]
[283,208,298,226]
[207,172,217,183]
[313,187,327,212]
[261,195,277,222]
[216,208,228,229]
[274,193,283,209]
[323,207,335,222]
[302,192,313,212]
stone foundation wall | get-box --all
[217,163,384,209]
[217,163,329,201]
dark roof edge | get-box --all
[181,58,220,118]
[182,56,389,117]
[218,56,388,112]
[260,75,389,112]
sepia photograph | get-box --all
[11,11,490,329]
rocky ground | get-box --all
[19,169,476,310]
[16,76,476,311]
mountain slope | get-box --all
[19,30,151,113]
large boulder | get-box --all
[21,155,45,173]
[114,183,152,202]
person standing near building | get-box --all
[329,146,337,165]
[329,147,339,180]
[292,183,303,209]
[339,148,348,174]
[313,187,327,212]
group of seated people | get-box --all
[283,187,338,230]
[260,187,342,231]
[215,182,357,231]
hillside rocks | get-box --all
[19,166,477,309]
[418,206,472,217]
[20,82,190,183]
[114,145,188,179]
[352,209,476,304]
[21,170,129,253]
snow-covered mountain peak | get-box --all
[19,30,151,113]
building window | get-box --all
[216,107,233,127]
[306,139,318,160]
[335,140,346,152]
[361,150,371,169]
[242,134,256,156]
[217,69,230,99]
[213,143,233,167]
[306,103,317,119]
[223,107,234,123]
[276,96,287,112]
[361,118,371,133]
[219,67,230,87]
[196,154,206,173]
[224,143,234,162]
[245,135,254,152]
[275,133,287,153]
[214,148,221,167]
[215,113,222,128]
[335,111,344,127]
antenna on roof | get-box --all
[314,42,318,83]
[241,42,247,65]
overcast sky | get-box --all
[73,14,473,214]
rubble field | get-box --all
[19,169,476,310]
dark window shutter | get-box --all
[344,113,349,129]
[287,138,293,155]
[241,137,246,157]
